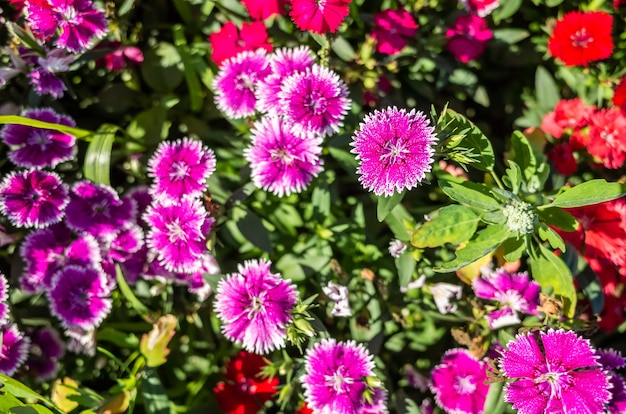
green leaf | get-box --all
[0,376,61,414]
[434,224,510,272]
[535,66,560,112]
[502,237,525,262]
[504,160,522,194]
[576,267,604,315]
[530,243,577,317]
[141,43,184,93]
[537,207,578,232]
[96,328,140,348]
[492,0,522,23]
[547,180,626,208]
[395,251,416,288]
[411,205,480,248]
[11,405,55,414]
[439,180,501,212]
[172,25,203,112]
[0,394,25,410]
[508,131,536,181]
[377,191,405,222]
[492,28,530,44]
[537,223,566,252]
[83,125,116,186]
[141,368,172,414]
[483,382,507,414]
[0,115,92,140]
[116,265,152,321]
[439,109,495,171]
[331,36,355,61]
[236,207,274,253]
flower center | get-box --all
[570,29,593,48]
[495,290,525,311]
[536,370,571,400]
[236,73,255,90]
[304,93,327,115]
[270,148,296,164]
[166,220,189,243]
[324,368,354,394]
[60,6,79,24]
[379,139,410,164]
[247,291,267,318]
[169,162,190,181]
[453,375,476,395]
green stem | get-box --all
[488,168,505,190]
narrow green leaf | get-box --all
[236,208,274,253]
[537,223,566,252]
[535,66,560,112]
[0,375,61,414]
[0,393,25,410]
[0,115,92,140]
[576,267,604,315]
[12,404,55,414]
[492,0,522,23]
[537,207,578,232]
[504,160,522,194]
[173,25,203,112]
[483,382,507,414]
[440,180,501,212]
[331,36,355,61]
[84,125,116,186]
[411,205,480,248]
[141,368,171,414]
[508,131,536,181]
[530,244,577,317]
[395,251,416,288]
[116,265,152,321]
[548,180,626,208]
[434,224,510,272]
[439,109,495,171]
[377,191,405,222]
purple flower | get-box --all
[26,327,64,381]
[278,64,351,137]
[214,259,298,354]
[300,338,388,414]
[108,224,144,262]
[147,138,216,202]
[29,67,67,98]
[499,329,611,414]
[256,46,315,114]
[213,50,272,119]
[597,349,626,414]
[65,181,136,241]
[244,116,323,197]
[26,0,109,53]
[430,348,489,414]
[125,186,152,226]
[65,326,96,356]
[351,107,437,197]
[0,324,31,376]
[143,198,210,274]
[0,272,9,325]
[48,265,112,330]
[0,169,69,228]
[1,108,76,168]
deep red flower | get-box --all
[547,142,578,176]
[612,78,626,114]
[295,403,314,414]
[587,258,626,332]
[371,8,418,55]
[540,98,594,140]
[241,0,287,20]
[586,108,626,169]
[209,21,273,66]
[289,0,351,34]
[445,14,492,63]
[214,351,279,414]
[548,11,614,67]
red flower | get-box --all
[548,11,614,67]
[586,108,626,169]
[445,15,492,63]
[547,143,578,176]
[209,21,273,66]
[460,0,500,17]
[540,98,594,140]
[214,351,279,414]
[612,78,626,114]
[296,403,314,414]
[241,0,287,20]
[289,0,351,34]
[371,9,418,55]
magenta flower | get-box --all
[256,46,315,114]
[430,348,489,414]
[351,106,437,197]
[147,138,216,202]
[244,116,323,197]
[596,349,626,414]
[26,327,65,381]
[214,259,298,354]
[108,224,144,263]
[0,169,69,228]
[278,64,351,137]
[143,198,210,274]
[300,338,388,414]
[48,265,112,330]
[213,50,272,119]
[0,324,30,376]
[29,67,67,98]
[372,8,419,55]
[0,272,9,325]
[499,329,611,414]
[446,15,493,63]
[1,108,76,168]
[65,181,136,241]
[26,0,109,53]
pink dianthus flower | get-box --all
[372,8,418,55]
[0,324,30,376]
[289,0,352,34]
[242,0,287,20]
[445,14,492,63]
[209,21,273,66]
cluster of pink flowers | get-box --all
[542,98,626,172]
[213,46,350,197]
[371,8,418,55]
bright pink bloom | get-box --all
[351,106,437,197]
[430,348,489,414]
[548,11,614,67]
[0,324,30,376]
[372,9,418,55]
[244,116,323,197]
[209,21,272,66]
[289,0,352,34]
[214,259,298,354]
[445,14,492,63]
[98,42,144,71]
[0,272,9,325]
[241,0,287,20]
[586,107,626,169]
[500,329,610,414]
[540,98,594,140]
[459,0,499,17]
[213,50,272,119]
